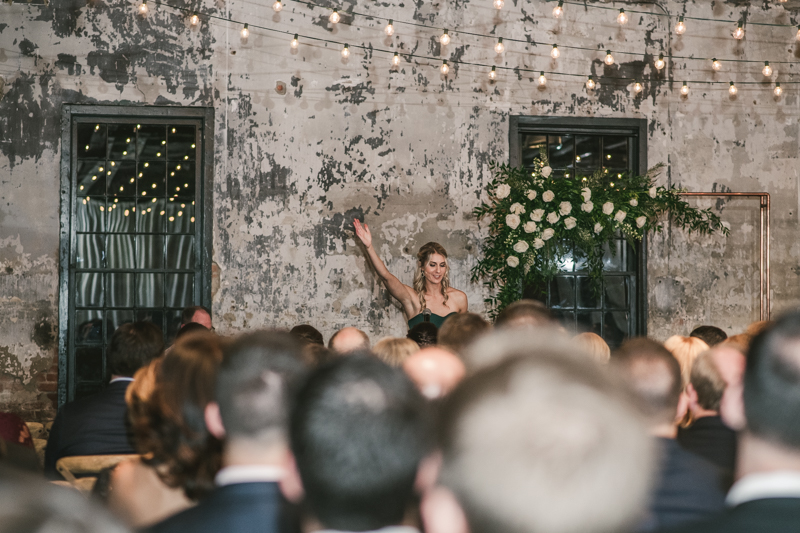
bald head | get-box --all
[328,327,371,355]
[403,347,466,399]
[709,345,746,389]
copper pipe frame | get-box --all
[679,192,771,321]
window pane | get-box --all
[107,273,134,307]
[107,198,136,233]
[626,242,638,272]
[137,198,166,233]
[551,310,576,334]
[521,134,547,168]
[602,240,625,271]
[166,235,195,269]
[556,249,574,272]
[548,135,574,175]
[577,276,599,308]
[108,124,138,161]
[137,273,164,307]
[603,136,629,169]
[76,273,103,307]
[76,197,105,232]
[577,311,602,334]
[107,161,137,197]
[136,235,165,269]
[107,235,135,269]
[76,161,106,196]
[75,310,103,344]
[106,309,135,341]
[549,277,575,308]
[575,136,600,173]
[168,125,197,161]
[77,123,107,159]
[138,125,167,159]
[604,311,629,346]
[139,160,166,199]
[167,161,196,199]
[137,309,164,333]
[605,277,628,310]
[166,309,183,343]
[76,234,104,269]
[166,202,194,233]
[166,274,193,308]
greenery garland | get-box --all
[471,153,730,317]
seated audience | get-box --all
[612,338,725,531]
[437,313,490,356]
[722,333,752,354]
[0,412,38,473]
[403,347,466,399]
[328,327,370,354]
[181,305,212,329]
[744,319,771,337]
[372,337,420,367]
[149,331,307,533]
[45,321,164,478]
[690,325,728,347]
[677,311,800,532]
[300,343,335,368]
[574,331,611,364]
[463,325,571,371]
[664,335,709,386]
[290,324,324,346]
[286,356,431,533]
[407,322,438,348]
[493,299,556,329]
[421,332,654,533]
[174,321,209,341]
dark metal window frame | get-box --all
[509,115,648,338]
[58,105,215,407]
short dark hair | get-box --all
[181,305,211,326]
[612,338,682,424]
[174,321,209,341]
[107,321,164,377]
[290,325,324,346]
[290,357,431,531]
[690,351,725,411]
[494,299,555,329]
[438,313,490,354]
[744,312,800,448]
[407,322,438,347]
[217,331,307,442]
[690,325,728,347]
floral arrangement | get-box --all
[471,154,729,316]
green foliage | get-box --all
[471,156,729,318]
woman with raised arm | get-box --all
[354,219,468,328]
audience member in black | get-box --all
[44,321,164,478]
[689,325,728,348]
[328,327,371,354]
[612,338,725,531]
[149,331,307,533]
[300,343,334,368]
[290,325,324,346]
[181,305,212,329]
[174,321,209,341]
[437,313,490,356]
[493,298,556,329]
[286,356,431,533]
[407,322,438,348]
[674,311,800,533]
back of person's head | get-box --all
[744,312,800,449]
[290,356,431,531]
[574,332,611,364]
[722,333,752,355]
[407,322,438,348]
[301,343,335,367]
[403,347,466,399]
[290,324,324,346]
[663,335,709,386]
[437,313,490,355]
[174,321,208,341]
[613,338,682,425]
[373,337,420,368]
[433,349,654,533]
[107,321,164,377]
[689,350,725,412]
[463,327,573,372]
[328,327,371,354]
[746,320,772,337]
[181,305,211,327]
[217,331,307,444]
[689,325,728,347]
[493,299,556,330]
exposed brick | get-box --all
[37,382,56,393]
[45,373,58,382]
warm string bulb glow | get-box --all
[763,61,772,77]
[654,53,665,71]
[604,50,614,66]
[617,9,628,25]
[551,44,560,59]
[189,13,199,25]
[241,23,249,39]
[494,38,505,54]
[632,81,643,94]
[440,29,451,46]
[291,33,299,49]
[774,83,782,96]
[385,19,394,36]
[272,0,282,12]
[538,71,547,87]
[392,52,400,66]
[441,60,449,75]
[680,82,689,96]
[675,15,686,35]
[329,9,340,24]
[729,81,738,96]
[796,25,800,42]
[732,22,745,40]
[553,0,564,18]
[138,0,148,15]
[489,66,497,80]
[341,44,350,58]
[493,0,504,9]
[586,76,596,90]
[711,58,721,71]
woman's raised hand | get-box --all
[354,219,372,248]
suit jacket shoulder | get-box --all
[665,498,800,533]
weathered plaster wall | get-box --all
[1,0,798,418]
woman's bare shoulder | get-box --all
[447,288,469,310]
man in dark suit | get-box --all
[148,331,307,533]
[44,321,163,478]
[674,313,800,532]
[613,338,726,531]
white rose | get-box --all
[636,216,647,228]
[542,228,555,241]
[594,222,603,234]
[507,255,520,267]
[506,214,521,229]
[513,241,529,253]
[541,166,552,178]
[602,202,614,215]
[496,183,511,199]
[542,190,555,202]
[614,210,627,223]
[564,217,577,230]
[523,221,538,233]
[559,201,572,216]
[547,212,560,224]
[533,238,545,249]
[581,201,594,213]
[531,209,545,222]
[510,202,525,215]
[629,198,638,207]
[649,186,657,199]
[581,187,591,202]
[526,190,537,200]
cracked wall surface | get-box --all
[1,0,799,419]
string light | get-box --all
[272,0,282,12]
[604,50,615,66]
[384,19,394,36]
[341,43,350,58]
[654,53,665,71]
[711,58,722,71]
[241,23,249,39]
[189,13,199,25]
[291,33,299,48]
[675,15,686,35]
[732,22,745,40]
[494,38,504,54]
[138,0,148,15]
[680,82,689,96]
[617,9,628,25]
[440,29,451,46]
[392,52,400,66]
[489,66,497,80]
[441,60,449,75]
[796,25,800,41]
[729,81,738,96]
[585,75,596,90]
[550,44,560,59]
[553,0,564,18]
[493,0,504,9]
[538,71,547,87]
[774,82,782,96]
[763,61,772,77]
[632,80,643,94]
[329,8,340,24]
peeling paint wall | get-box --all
[1,0,799,419]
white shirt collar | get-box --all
[214,465,284,487]
[726,471,800,507]
[109,377,135,384]
[316,527,420,533]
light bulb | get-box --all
[493,0,504,9]
[291,34,299,49]
[711,58,721,71]
[489,66,497,80]
[189,13,199,25]
[617,9,628,25]
[392,52,400,66]
[385,20,394,36]
[775,83,783,96]
[341,44,350,58]
[675,15,686,35]
[796,25,800,41]
[440,30,451,46]
[586,76,596,90]
[329,9,340,23]
[633,81,643,94]
[654,53,665,71]
[538,71,547,87]
[733,22,744,40]
[551,44,560,59]
[553,0,564,18]
[441,60,449,75]
[680,82,689,96]
[604,50,614,66]
[241,23,249,39]
[273,0,282,12]
[729,82,738,96]
[138,0,147,15]
[763,61,772,77]
[495,38,504,54]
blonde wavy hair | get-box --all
[413,242,450,310]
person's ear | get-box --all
[721,381,747,431]
[685,383,699,408]
[675,390,690,422]
[204,402,226,439]
[279,453,305,503]
[420,486,470,533]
